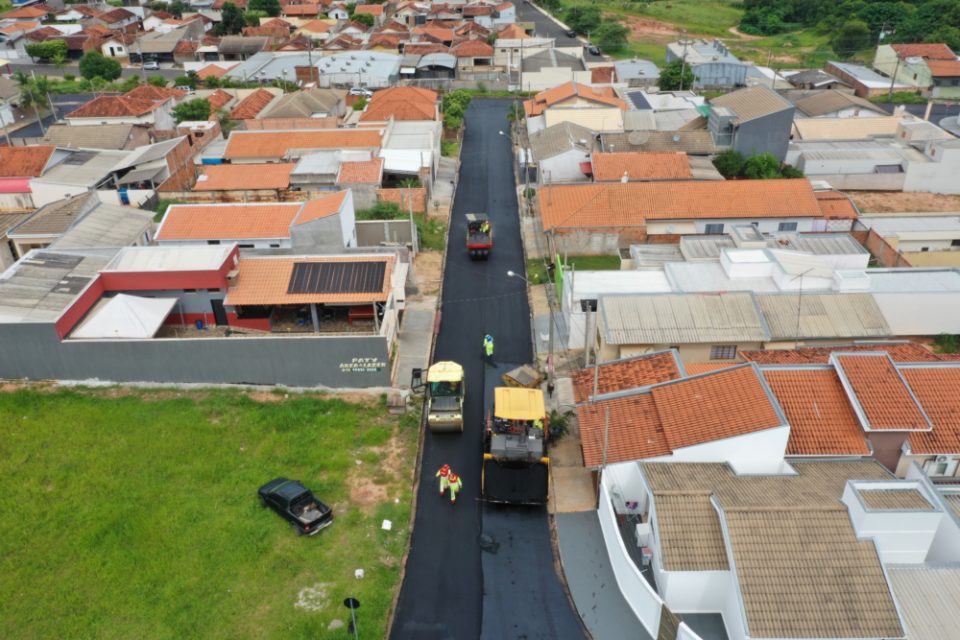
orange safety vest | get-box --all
[437,467,450,477]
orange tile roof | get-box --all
[297,191,348,223]
[591,152,692,181]
[359,86,438,122]
[579,394,668,466]
[158,203,302,240]
[193,163,295,191]
[927,60,960,77]
[227,255,394,306]
[2,5,49,18]
[572,351,681,402]
[539,180,825,232]
[741,343,952,364]
[591,65,615,83]
[763,369,871,456]
[283,3,323,16]
[450,38,493,57]
[402,42,449,56]
[814,190,859,219]
[902,368,960,455]
[355,3,383,15]
[0,145,55,178]
[834,354,931,431]
[651,365,784,450]
[523,82,626,116]
[891,43,956,60]
[228,88,276,120]
[224,129,382,159]
[0,20,37,33]
[196,64,236,79]
[684,363,737,374]
[205,89,234,111]
[497,24,527,39]
[337,158,383,184]
[124,84,188,102]
[68,95,161,118]
[299,19,333,32]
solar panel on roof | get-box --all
[287,261,386,294]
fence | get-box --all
[356,219,416,247]
[851,226,913,267]
[378,187,426,213]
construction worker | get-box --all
[448,472,462,504]
[483,334,495,364]
[480,220,490,235]
[436,464,451,496]
[532,416,544,431]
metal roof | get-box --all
[756,291,890,340]
[679,232,867,260]
[0,250,115,323]
[867,268,960,292]
[51,204,153,250]
[599,291,768,345]
[416,53,456,69]
[105,245,235,272]
[529,121,593,161]
[887,566,960,640]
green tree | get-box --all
[712,149,746,178]
[352,96,368,111]
[564,6,601,34]
[168,0,187,18]
[831,20,872,57]
[172,97,211,123]
[743,153,783,179]
[25,39,68,62]
[244,10,267,26]
[593,20,629,52]
[658,60,696,91]
[216,2,247,35]
[352,12,374,27]
[148,75,168,87]
[248,0,280,17]
[79,51,122,80]
[13,71,50,135]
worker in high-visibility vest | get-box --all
[483,334,494,364]
[436,463,451,496]
[448,472,463,504]
[532,417,544,431]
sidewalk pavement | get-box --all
[393,296,436,388]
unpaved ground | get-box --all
[624,16,681,40]
[850,191,960,213]
[412,250,443,296]
[728,25,761,40]
[348,433,407,512]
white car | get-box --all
[348,87,373,98]
[142,60,160,71]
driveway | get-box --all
[390,99,584,640]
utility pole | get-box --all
[887,54,901,102]
[679,30,688,92]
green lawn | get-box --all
[600,0,742,38]
[0,388,418,640]
[526,254,621,284]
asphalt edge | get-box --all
[383,115,463,638]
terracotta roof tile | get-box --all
[299,18,333,32]
[196,63,237,79]
[224,128,381,159]
[158,203,302,240]
[762,369,870,456]
[523,82,626,116]
[902,367,960,455]
[497,24,527,39]
[891,43,956,60]
[355,4,383,15]
[540,180,826,232]
[227,255,394,306]
[578,393,668,466]
[571,351,681,402]
[283,3,323,16]
[296,191,347,222]
[124,84,187,102]
[0,146,55,178]
[834,353,931,431]
[2,5,49,18]
[193,163,295,191]
[337,158,383,184]
[591,65,615,83]
[359,86,437,121]
[401,42,449,56]
[741,342,952,364]
[591,152,692,181]
[927,60,960,78]
[651,365,784,449]
[450,38,493,57]
[683,363,736,374]
[205,88,234,111]
[228,88,276,120]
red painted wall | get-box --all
[54,277,106,339]
[163,311,270,332]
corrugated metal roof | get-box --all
[888,566,960,640]
[600,292,768,345]
[51,204,153,250]
[709,86,792,124]
[528,121,593,161]
[756,292,890,340]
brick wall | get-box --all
[156,136,200,192]
[854,227,913,267]
[377,187,426,213]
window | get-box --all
[951,240,960,247]
[704,223,724,234]
[207,240,220,245]
[778,222,798,232]
[923,457,958,477]
[207,288,220,293]
[710,345,737,360]
[580,299,598,312]
[238,244,254,248]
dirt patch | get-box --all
[249,390,284,403]
[350,478,389,509]
[850,191,960,214]
[728,26,761,40]
[347,433,409,511]
[625,16,680,38]
[412,251,443,296]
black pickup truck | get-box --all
[258,478,333,536]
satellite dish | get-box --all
[628,131,650,145]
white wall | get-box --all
[905,464,960,562]
[904,150,960,195]
[339,188,356,248]
[660,570,731,613]
[652,425,790,474]
[540,148,591,184]
[156,236,291,249]
[874,291,960,335]
[28,182,90,208]
[842,482,942,564]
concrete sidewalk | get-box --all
[393,296,436,388]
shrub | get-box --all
[78,51,121,80]
[712,149,746,179]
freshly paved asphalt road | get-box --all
[390,99,584,640]
[10,94,102,138]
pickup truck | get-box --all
[258,477,333,536]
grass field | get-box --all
[526,254,621,284]
[0,387,418,640]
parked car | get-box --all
[348,87,373,98]
[563,29,576,37]
[142,60,160,71]
[587,45,601,56]
[258,477,333,536]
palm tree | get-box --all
[13,71,46,135]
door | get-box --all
[210,299,228,326]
